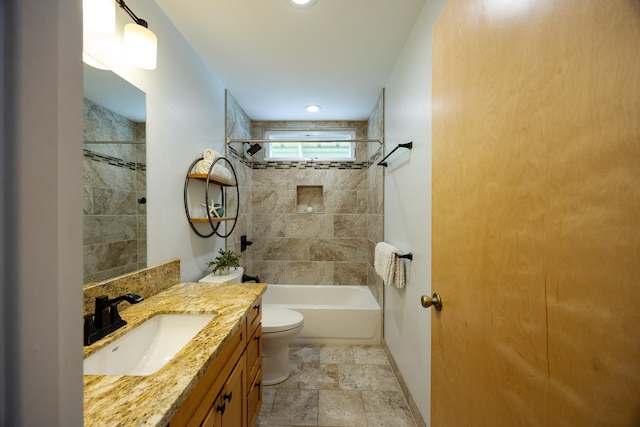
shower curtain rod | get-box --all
[84,140,145,144]
[227,138,383,144]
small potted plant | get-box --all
[207,248,241,276]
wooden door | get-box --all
[431,1,640,426]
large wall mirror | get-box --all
[83,64,147,285]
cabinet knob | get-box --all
[216,403,226,415]
[223,391,233,403]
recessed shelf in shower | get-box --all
[296,185,323,213]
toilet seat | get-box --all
[262,306,303,334]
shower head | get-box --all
[245,142,262,156]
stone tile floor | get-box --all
[257,344,417,427]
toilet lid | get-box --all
[262,306,304,333]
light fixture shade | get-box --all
[305,105,321,113]
[82,52,110,70]
[83,0,116,34]
[123,23,157,70]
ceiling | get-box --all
[155,0,426,121]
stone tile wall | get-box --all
[83,98,146,284]
[224,91,385,296]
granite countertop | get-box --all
[83,281,266,426]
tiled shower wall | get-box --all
[83,98,146,284]
[225,91,384,298]
[367,91,385,304]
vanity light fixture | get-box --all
[83,0,157,70]
[289,0,319,8]
[305,104,321,113]
[83,0,116,34]
[117,0,158,70]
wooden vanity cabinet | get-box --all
[202,354,246,427]
[246,299,263,427]
[169,297,263,427]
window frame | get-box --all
[263,129,357,161]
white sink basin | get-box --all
[83,313,215,376]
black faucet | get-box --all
[242,274,260,283]
[84,293,144,346]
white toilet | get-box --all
[261,306,304,385]
[198,269,304,385]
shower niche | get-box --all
[296,185,324,214]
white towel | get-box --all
[203,148,221,160]
[212,164,232,181]
[374,242,406,288]
[195,149,224,175]
[195,158,212,174]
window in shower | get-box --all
[264,129,356,161]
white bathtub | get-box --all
[262,284,381,345]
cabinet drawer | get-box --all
[246,324,262,390]
[247,297,261,335]
[247,369,262,427]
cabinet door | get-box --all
[246,324,262,391]
[221,354,247,427]
[200,396,223,427]
[247,369,262,427]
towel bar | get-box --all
[377,142,413,167]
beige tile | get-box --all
[252,189,296,214]
[289,344,321,363]
[318,390,367,426]
[268,389,318,426]
[362,390,417,427]
[286,262,333,285]
[252,213,286,238]
[334,215,367,238]
[256,388,277,426]
[285,214,333,238]
[325,169,367,190]
[352,346,390,365]
[338,365,401,392]
[310,239,367,263]
[294,363,339,390]
[269,362,303,389]
[324,190,359,214]
[251,260,287,283]
[320,345,355,364]
[334,262,368,286]
[257,238,310,261]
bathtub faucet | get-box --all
[242,274,260,283]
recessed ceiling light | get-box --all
[290,0,318,8]
[305,105,321,113]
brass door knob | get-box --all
[421,293,442,311]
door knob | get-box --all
[421,293,442,311]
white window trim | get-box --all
[263,129,356,161]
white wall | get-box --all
[84,0,228,282]
[3,0,84,424]
[383,0,446,423]
[1,0,228,424]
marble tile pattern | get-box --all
[257,344,417,427]
[83,98,147,283]
[224,90,253,262]
[82,259,180,316]
[223,92,385,305]
[83,280,266,426]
